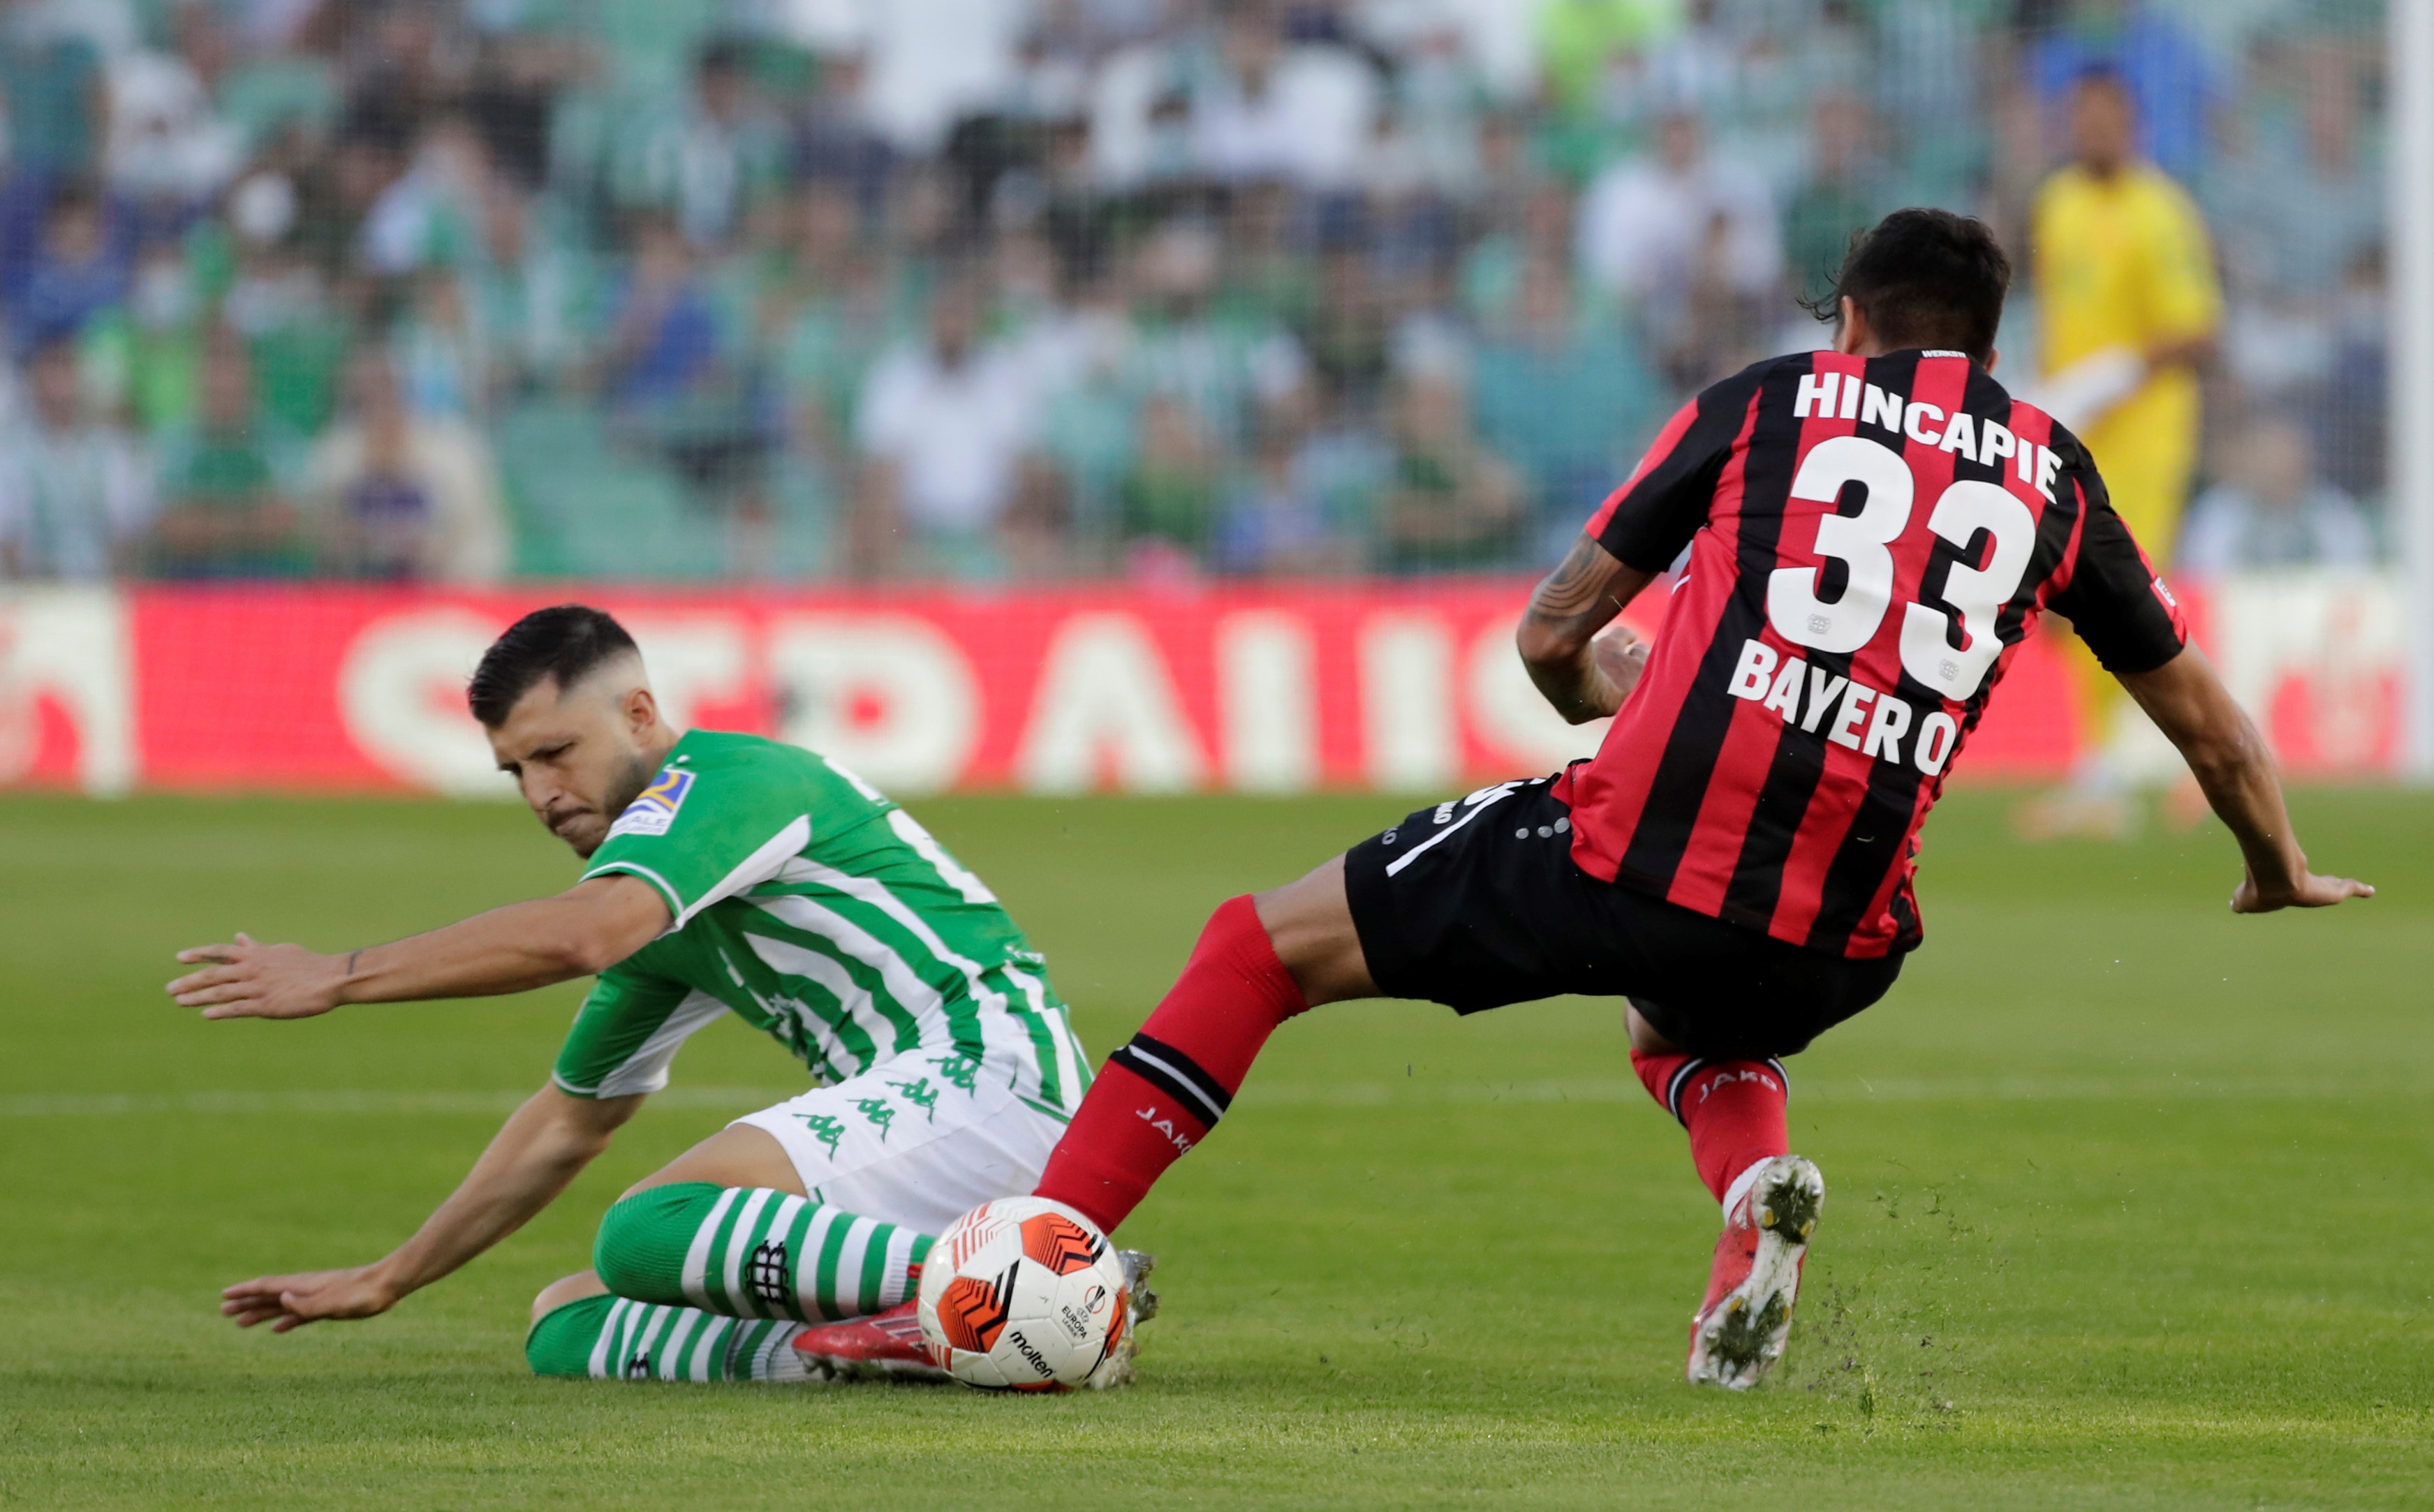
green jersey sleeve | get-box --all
[580,736,821,928]
[552,956,729,1099]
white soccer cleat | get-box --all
[1085,1249,1160,1390]
[1686,1155,1823,1390]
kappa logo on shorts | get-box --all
[795,1111,846,1153]
[890,1076,941,1122]
[607,766,695,838]
[855,1096,897,1141]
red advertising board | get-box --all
[0,575,2396,798]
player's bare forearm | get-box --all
[2118,648,2373,912]
[223,1085,640,1331]
[168,874,670,1021]
[1516,535,1659,723]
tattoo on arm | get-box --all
[1523,535,1632,639]
[346,949,361,979]
[1517,535,1659,725]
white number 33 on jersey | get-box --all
[1764,433,2038,701]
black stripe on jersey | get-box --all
[1801,740,1932,953]
[2007,427,2097,647]
[1719,350,1925,926]
[1718,703,1831,924]
[1109,1032,1232,1125]
[1804,356,1999,954]
[1616,359,1799,890]
[1593,367,1767,571]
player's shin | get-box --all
[1033,895,1308,1232]
[593,1182,934,1325]
[1628,1049,1791,1204]
[526,1294,825,1382]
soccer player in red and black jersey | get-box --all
[1030,209,2373,1387]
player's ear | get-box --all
[1984,344,2000,375]
[623,684,660,736]
[1833,296,1866,356]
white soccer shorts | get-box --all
[730,1042,1069,1236]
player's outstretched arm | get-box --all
[2118,646,2374,913]
[166,873,670,1021]
[1517,534,1660,724]
[221,1083,642,1331]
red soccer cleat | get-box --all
[1686,1154,1824,1389]
[790,1301,950,1384]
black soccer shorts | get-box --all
[1343,773,1905,1060]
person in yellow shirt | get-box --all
[2022,67,2221,838]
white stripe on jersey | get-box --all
[1007,963,1086,1112]
[886,809,1000,904]
[593,988,730,1099]
[776,858,1040,1099]
[666,817,813,929]
[739,931,871,1072]
[749,896,939,1067]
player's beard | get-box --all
[571,750,662,859]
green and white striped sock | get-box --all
[593,1182,934,1324]
[526,1294,816,1382]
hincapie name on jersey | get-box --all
[1790,370,2065,502]
[1721,637,1960,776]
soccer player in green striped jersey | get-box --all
[168,605,1126,1385]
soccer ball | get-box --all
[916,1196,1130,1391]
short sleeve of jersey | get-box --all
[552,958,728,1099]
[580,743,813,928]
[2049,442,2190,675]
[1583,362,1765,572]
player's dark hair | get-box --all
[1800,208,2011,365]
[467,605,640,727]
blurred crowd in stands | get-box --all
[0,0,2394,584]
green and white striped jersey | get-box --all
[554,730,1089,1118]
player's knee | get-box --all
[591,1181,721,1302]
[531,1269,607,1324]
[1251,857,1371,1007]
[525,1289,614,1377]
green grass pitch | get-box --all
[3,786,2431,1508]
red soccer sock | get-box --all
[1035,896,1308,1233]
[1630,1048,1790,1206]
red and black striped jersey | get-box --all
[1555,348,2187,959]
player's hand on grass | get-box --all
[1590,623,1651,707]
[221,1264,400,1331]
[168,933,347,1019]
[2231,868,2374,914]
